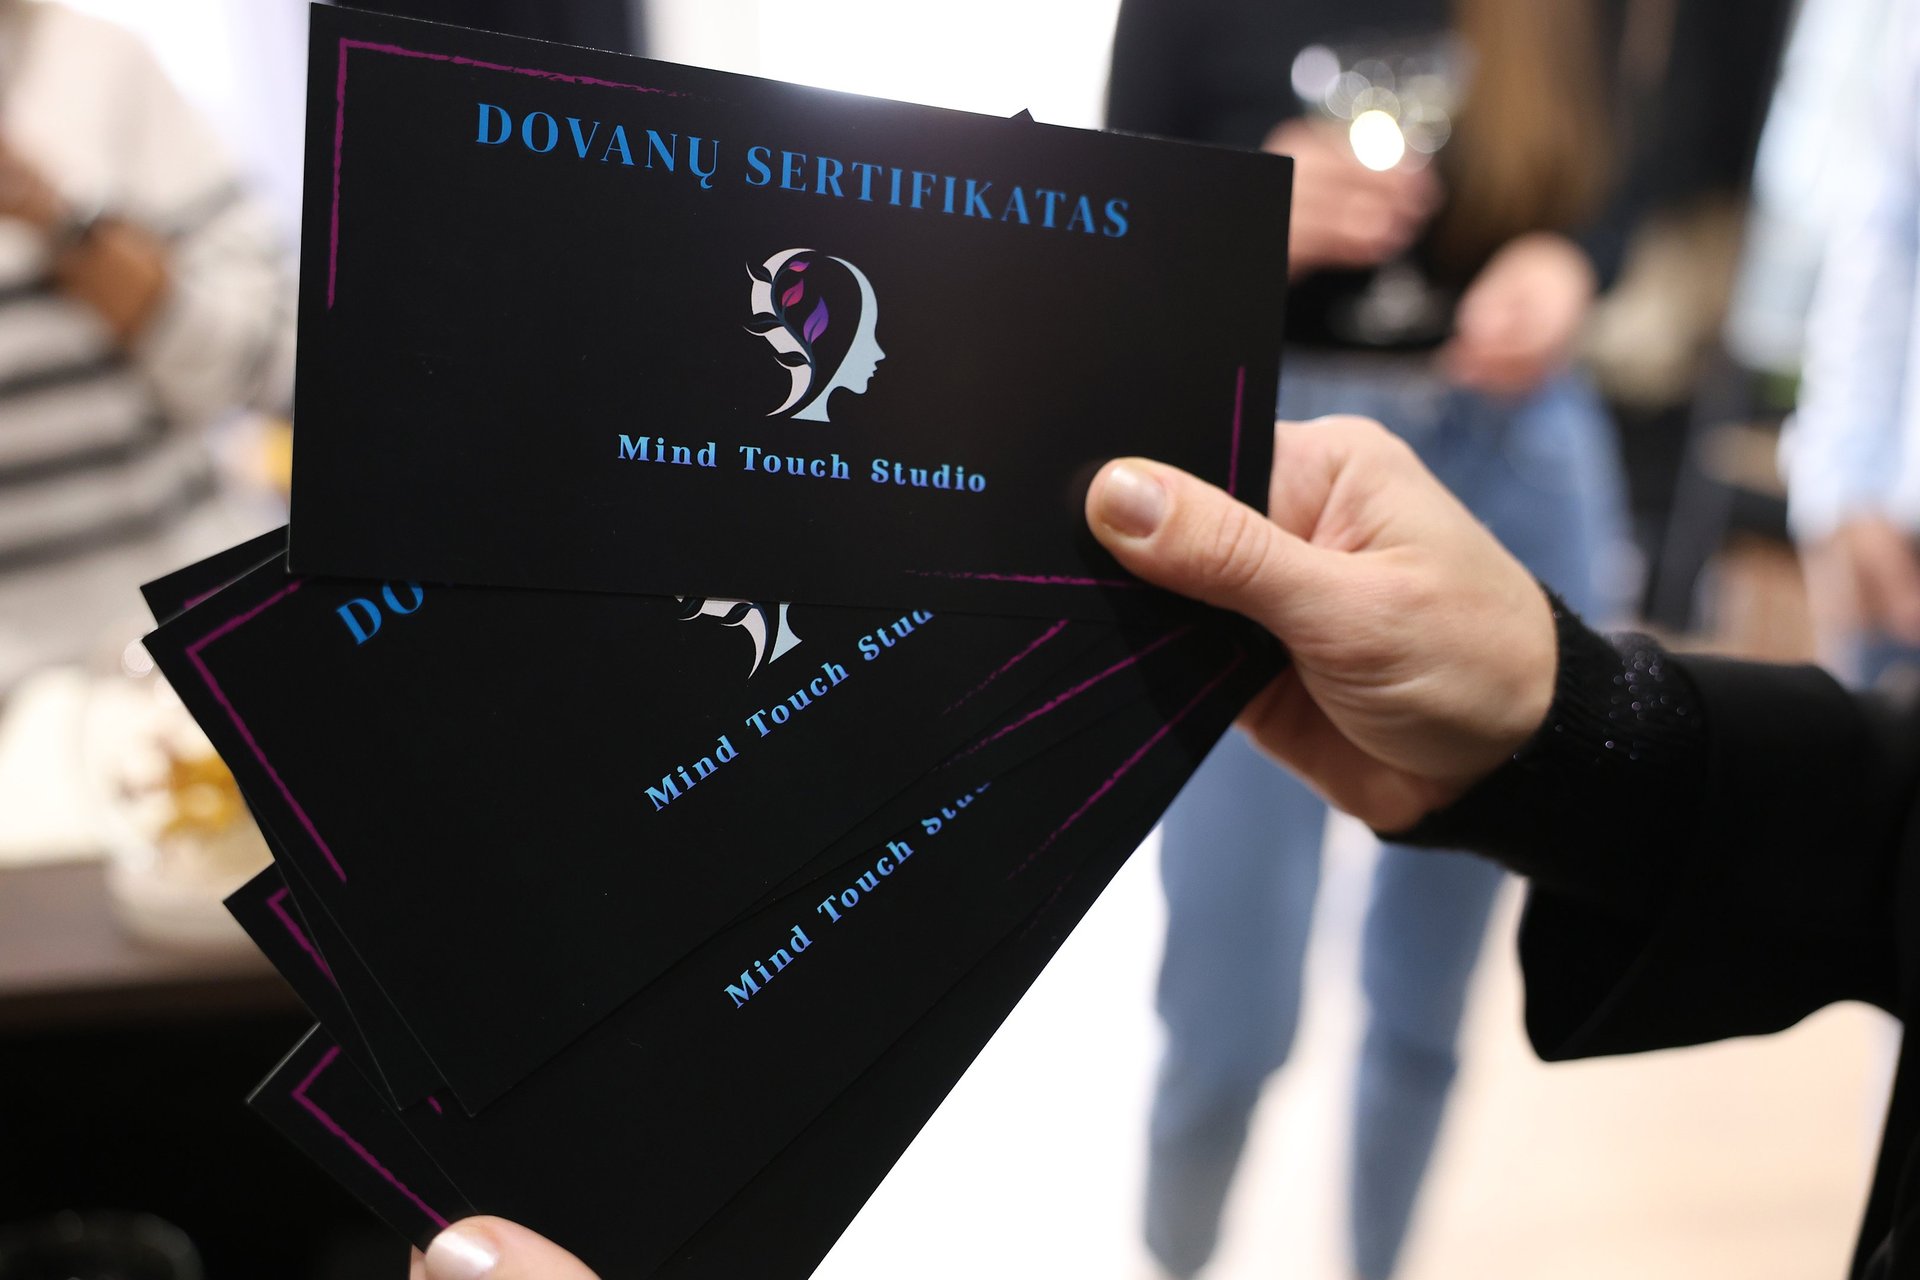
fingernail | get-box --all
[1095,463,1167,538]
[424,1225,499,1280]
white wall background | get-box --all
[55,0,1123,243]
[63,0,309,236]
[646,0,1121,126]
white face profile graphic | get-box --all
[746,248,885,423]
[676,597,803,678]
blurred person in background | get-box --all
[1107,2,1634,1276]
[1781,3,1920,699]
[1740,0,1909,1165]
[0,0,294,697]
[1725,0,1892,393]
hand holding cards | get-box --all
[143,7,1293,1276]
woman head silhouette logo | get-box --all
[746,248,885,422]
[675,596,802,678]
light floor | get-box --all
[815,817,1889,1280]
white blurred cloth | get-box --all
[0,0,294,688]
[1781,0,1920,542]
[1727,0,1897,376]
[0,665,97,863]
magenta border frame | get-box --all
[1012,643,1246,881]
[184,579,350,883]
[956,624,1192,760]
[327,37,684,308]
[268,884,337,984]
[944,618,1069,715]
[293,1045,450,1230]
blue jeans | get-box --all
[1836,635,1920,696]
[1144,359,1630,1280]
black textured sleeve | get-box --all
[1390,593,1920,1060]
[1388,594,1707,915]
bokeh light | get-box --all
[1349,109,1407,171]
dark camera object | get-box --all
[0,1211,203,1280]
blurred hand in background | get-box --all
[0,137,67,231]
[0,137,170,344]
[1442,230,1598,398]
[1803,515,1920,648]
[1263,117,1441,279]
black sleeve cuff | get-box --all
[1519,650,1910,1058]
[1385,591,1913,1062]
[1383,592,1708,916]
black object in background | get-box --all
[0,1212,201,1280]
[0,1016,403,1280]
[329,0,643,55]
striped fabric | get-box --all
[0,1,296,690]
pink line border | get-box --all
[184,580,348,882]
[910,363,1251,590]
[268,885,337,985]
[907,570,1142,589]
[943,618,1069,714]
[1227,363,1246,497]
[1009,645,1244,878]
[328,37,685,307]
[957,624,1193,759]
[293,1046,450,1230]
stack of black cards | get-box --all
[138,8,1293,1276]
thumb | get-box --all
[421,1217,601,1280]
[1085,456,1325,636]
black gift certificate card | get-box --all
[146,557,1092,1110]
[228,599,1231,1117]
[244,623,1276,1276]
[290,6,1290,619]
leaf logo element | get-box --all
[802,298,830,344]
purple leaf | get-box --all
[782,282,806,308]
[803,298,830,344]
[788,260,809,272]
